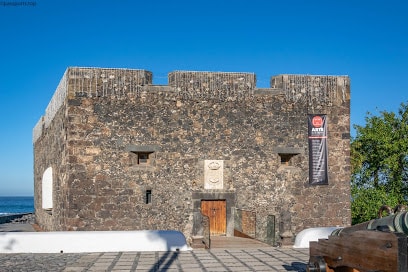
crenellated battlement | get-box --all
[68,67,152,97]
[271,74,349,105]
[33,67,350,143]
[169,70,256,100]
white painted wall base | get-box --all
[0,230,191,253]
[293,227,341,248]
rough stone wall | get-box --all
[33,103,68,231]
[33,67,351,245]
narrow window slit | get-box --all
[145,190,152,204]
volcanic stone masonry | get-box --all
[33,67,351,246]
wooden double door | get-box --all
[201,200,226,236]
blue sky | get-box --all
[0,0,407,196]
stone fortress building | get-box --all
[33,67,351,246]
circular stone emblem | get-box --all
[312,116,323,127]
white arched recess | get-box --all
[42,167,53,210]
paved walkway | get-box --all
[0,224,310,271]
[209,236,272,249]
[0,248,309,272]
[0,222,36,232]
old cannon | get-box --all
[307,205,408,272]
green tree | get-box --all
[351,186,400,224]
[351,102,408,224]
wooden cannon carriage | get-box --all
[307,206,408,272]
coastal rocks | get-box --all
[0,213,35,225]
[10,213,36,224]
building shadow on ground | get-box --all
[283,261,307,271]
[148,251,179,272]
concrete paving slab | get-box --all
[0,223,36,232]
[0,248,310,271]
[0,223,310,271]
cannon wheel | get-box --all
[307,256,360,272]
[307,256,327,272]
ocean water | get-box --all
[0,196,34,215]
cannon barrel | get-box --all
[331,211,408,236]
[308,207,408,272]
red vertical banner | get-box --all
[308,114,328,185]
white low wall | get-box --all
[293,227,341,248]
[0,230,191,253]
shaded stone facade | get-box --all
[33,67,351,246]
